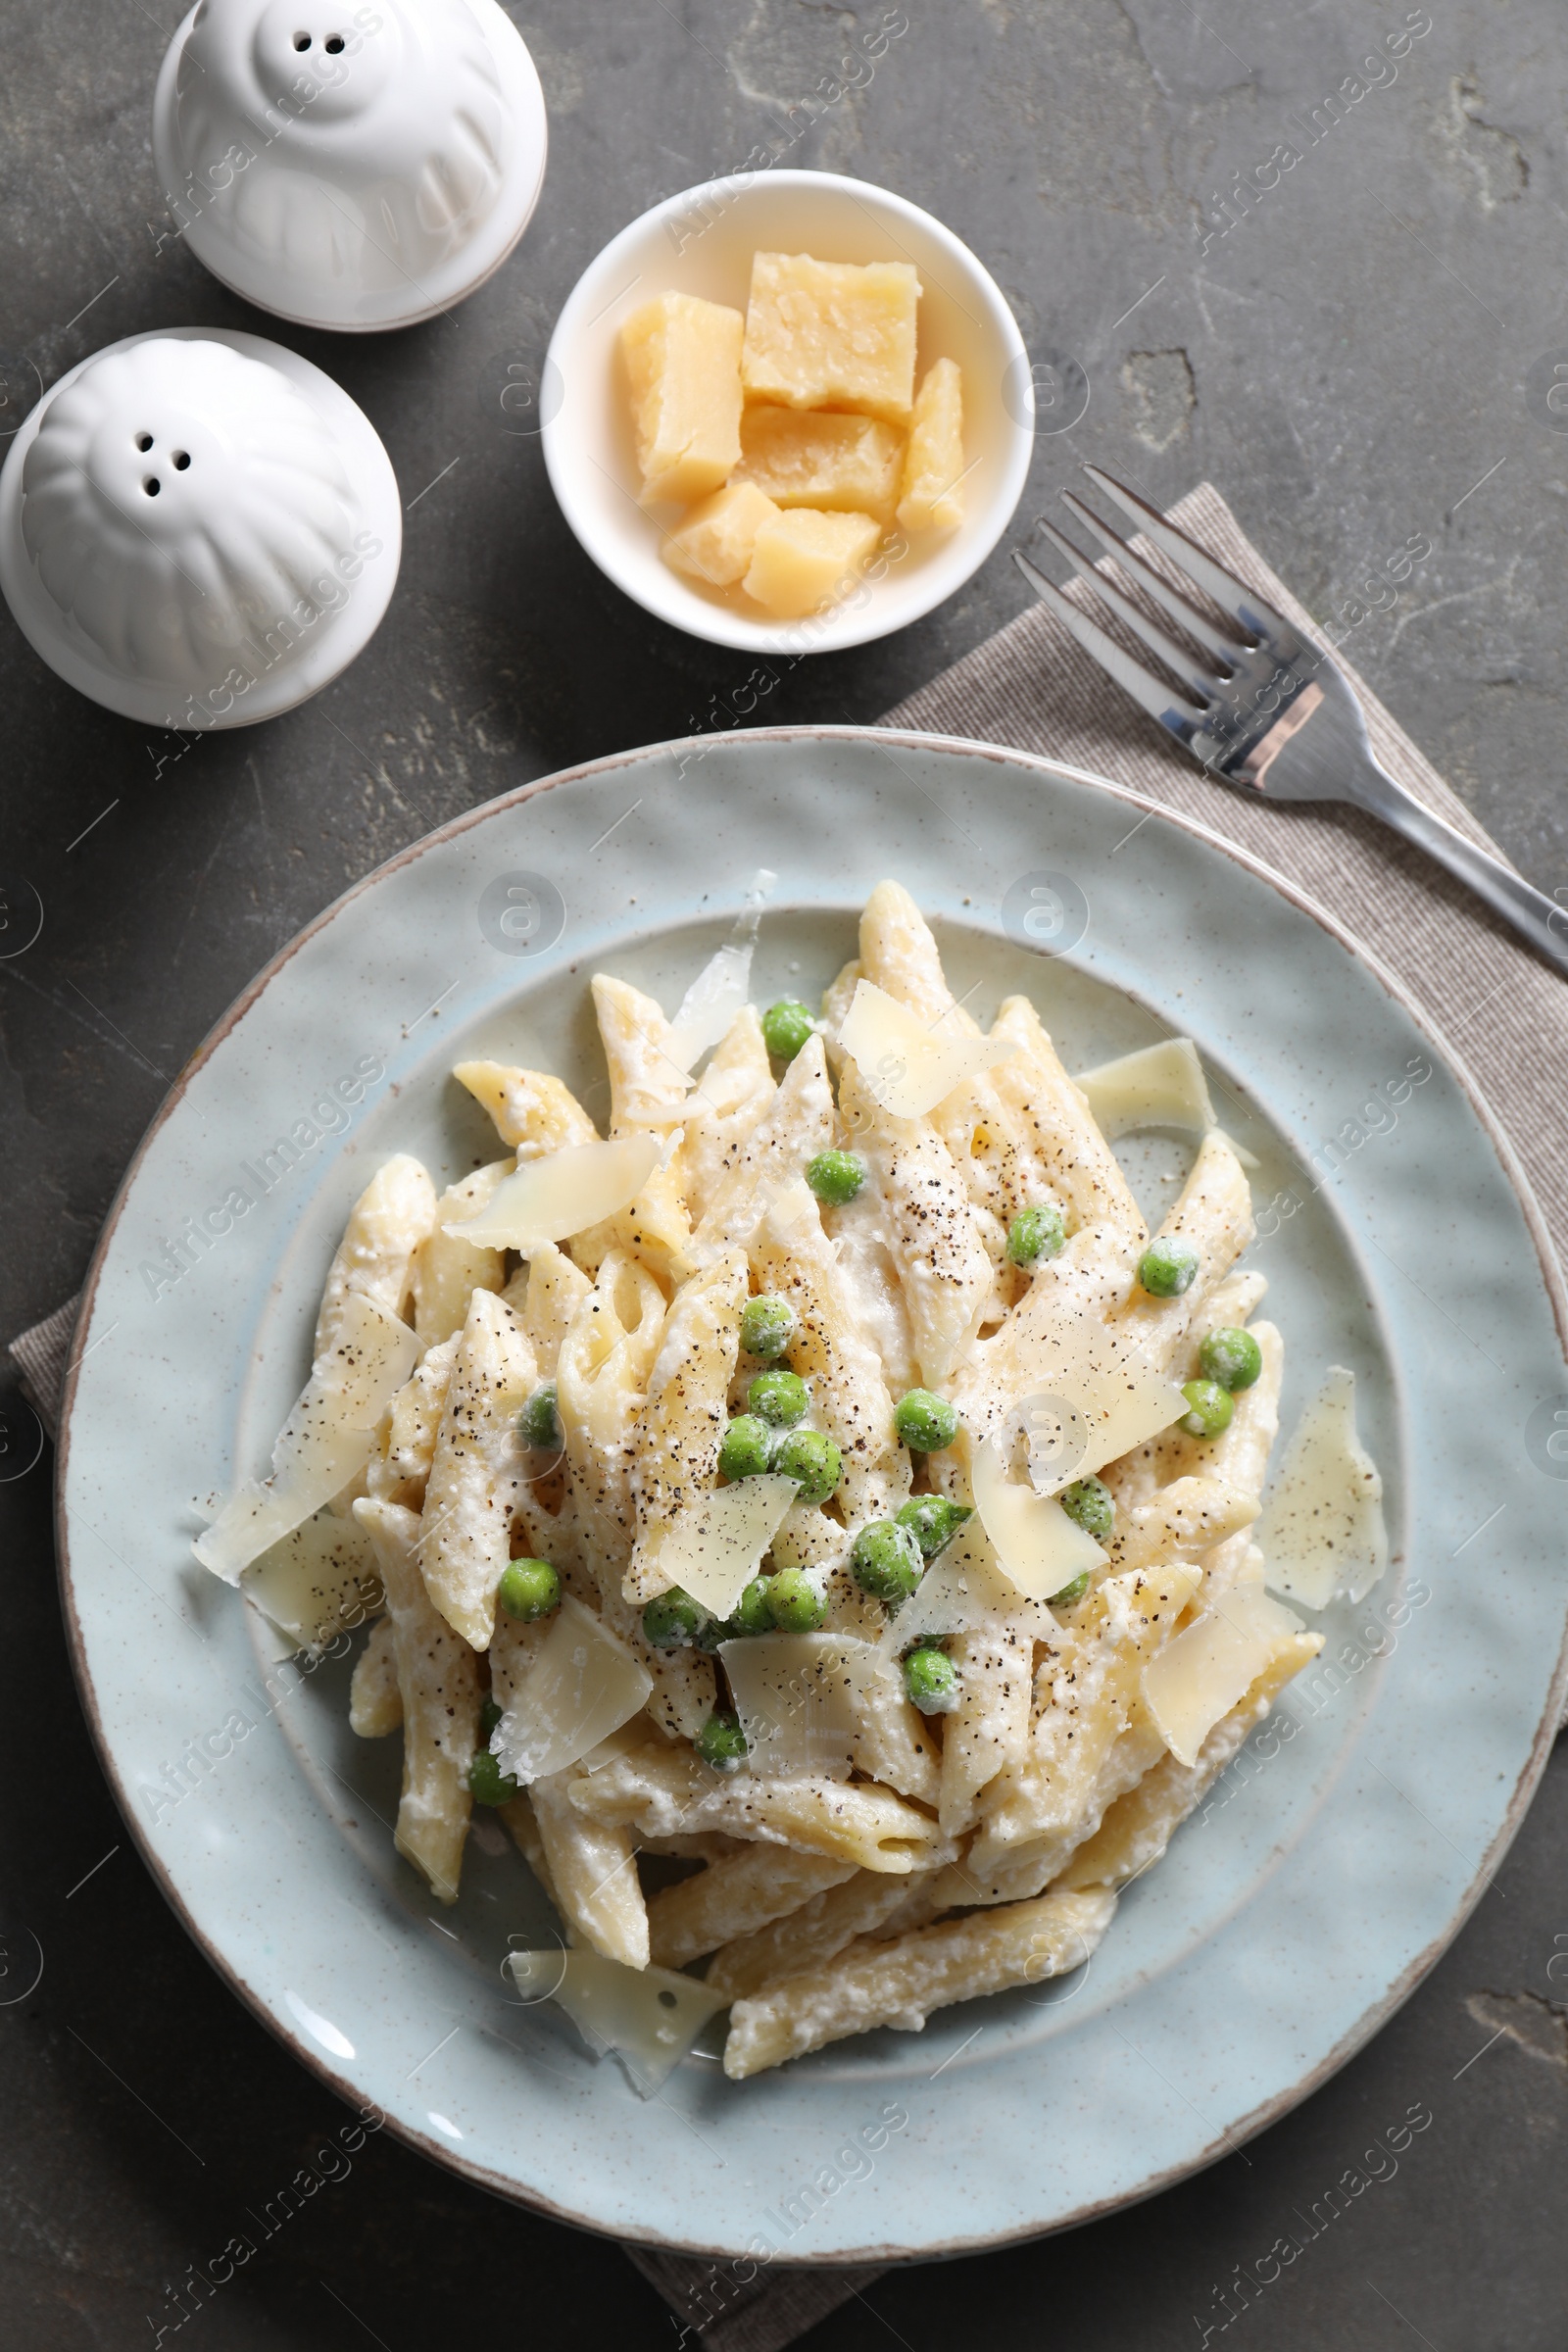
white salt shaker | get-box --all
[151,0,549,331]
[0,327,402,727]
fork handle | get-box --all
[1349,760,1568,982]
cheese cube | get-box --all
[743,508,883,618]
[898,358,966,533]
[662,481,781,588]
[742,252,921,424]
[735,406,906,523]
[620,292,745,503]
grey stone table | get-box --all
[3,2,1566,2345]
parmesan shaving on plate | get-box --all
[1075,1038,1216,1139]
[970,1432,1107,1601]
[645,1473,801,1615]
[1141,1586,1303,1766]
[1257,1365,1389,1609]
[240,1506,383,1652]
[507,1947,729,2094]
[838,978,1016,1119]
[720,1631,906,1779]
[491,1595,653,1785]
[664,879,774,1070]
[1074,1037,1259,1167]
[444,1135,662,1250]
[194,1287,419,1583]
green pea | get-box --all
[741,1294,796,1359]
[517,1381,561,1450]
[497,1557,561,1622]
[1057,1476,1115,1541]
[903,1645,959,1715]
[894,1389,958,1452]
[479,1695,503,1741]
[1139,1237,1200,1297]
[806,1150,864,1206]
[772,1427,842,1505]
[1199,1325,1263,1393]
[765,1566,828,1632]
[725,1577,776,1639]
[695,1708,749,1772]
[467,1748,517,1806]
[719,1413,776,1479]
[762,1000,815,1061]
[642,1588,706,1650]
[852,1519,924,1603]
[749,1368,809,1428]
[1048,1571,1091,1609]
[895,1495,972,1559]
[1180,1378,1234,1439]
[1006,1202,1066,1268]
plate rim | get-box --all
[53,722,1568,2261]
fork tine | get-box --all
[1058,491,1244,665]
[1033,516,1219,705]
[1011,551,1204,736]
[1081,466,1298,646]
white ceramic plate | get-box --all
[542,172,1034,652]
[59,730,1568,2262]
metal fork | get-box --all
[1013,466,1568,980]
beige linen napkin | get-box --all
[11,485,1565,2350]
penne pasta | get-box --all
[454,1060,599,1157]
[420,1289,538,1649]
[627,1250,748,1602]
[353,1496,480,1904]
[412,1162,511,1345]
[646,1844,856,1968]
[722,1886,1117,2077]
[567,1743,947,1874]
[528,1770,650,1969]
[314,1153,436,1355]
[704,1866,919,2000]
[348,1614,402,1737]
[237,874,1370,2080]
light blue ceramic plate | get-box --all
[58,729,1568,2263]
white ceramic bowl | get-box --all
[0,327,402,727]
[542,171,1034,653]
[151,0,548,332]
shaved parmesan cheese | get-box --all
[491,1595,653,1785]
[445,1135,662,1250]
[1142,1586,1302,1766]
[507,1946,729,2093]
[970,1432,1107,1600]
[1076,1038,1216,1140]
[839,979,1016,1119]
[1257,1366,1388,1609]
[721,1631,904,1779]
[1075,1038,1259,1168]
[241,1506,383,1651]
[882,1518,1021,1647]
[1000,1347,1188,1494]
[194,1288,419,1583]
[644,1474,801,1616]
[666,942,754,1074]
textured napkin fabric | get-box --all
[11,484,1567,2352]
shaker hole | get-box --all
[293,29,311,48]
[324,31,344,50]
[135,431,153,452]
[143,476,161,497]
[172,450,191,470]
